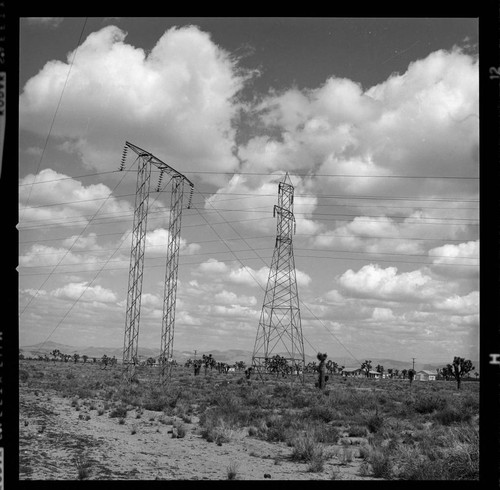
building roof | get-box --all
[342,367,362,372]
[418,370,437,375]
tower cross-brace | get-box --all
[252,173,305,381]
[122,141,193,382]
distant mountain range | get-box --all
[20,341,477,372]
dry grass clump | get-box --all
[290,433,327,472]
[226,461,239,480]
[109,406,127,418]
[199,410,233,444]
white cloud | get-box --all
[433,291,479,315]
[144,228,201,256]
[205,173,321,235]
[371,307,396,321]
[51,282,117,303]
[196,258,229,275]
[338,263,451,302]
[19,168,131,226]
[429,240,479,266]
[19,25,254,181]
[241,48,478,202]
[214,290,257,307]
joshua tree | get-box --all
[193,359,202,376]
[100,354,109,370]
[317,352,328,389]
[408,368,415,386]
[376,364,384,376]
[361,360,372,378]
[448,357,475,390]
[146,357,156,367]
[51,349,61,363]
[82,355,88,364]
[387,368,393,379]
[73,353,80,364]
[326,360,338,375]
[401,369,408,379]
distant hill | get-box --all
[19,342,477,372]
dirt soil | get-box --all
[19,385,375,481]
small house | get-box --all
[341,367,363,377]
[415,370,436,381]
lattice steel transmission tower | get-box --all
[252,173,305,381]
[121,142,193,383]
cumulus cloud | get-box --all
[432,291,479,315]
[144,228,201,256]
[19,25,254,181]
[371,307,396,321]
[19,168,131,226]
[205,172,321,235]
[241,47,478,202]
[429,240,479,266]
[51,282,117,302]
[192,258,311,289]
[337,263,454,302]
[214,290,257,307]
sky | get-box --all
[18,17,479,365]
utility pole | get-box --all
[252,173,305,382]
[412,358,416,371]
[121,141,193,384]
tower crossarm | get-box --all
[125,141,194,208]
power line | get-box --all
[23,162,177,353]
[19,168,479,182]
[18,169,120,187]
[20,18,88,222]
[19,155,138,317]
[19,226,479,247]
[18,205,478,231]
[19,240,479,263]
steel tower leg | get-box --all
[123,155,152,382]
[252,173,305,382]
[159,176,185,383]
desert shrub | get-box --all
[413,394,448,414]
[433,407,471,426]
[290,433,324,464]
[359,444,371,460]
[366,413,384,433]
[307,404,336,422]
[74,454,92,480]
[369,448,392,479]
[19,370,29,383]
[348,424,367,437]
[199,410,233,444]
[290,391,313,408]
[109,406,127,418]
[314,423,340,444]
[226,461,239,480]
[173,421,187,438]
[443,426,479,480]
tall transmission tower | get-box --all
[252,173,305,381]
[121,142,193,383]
